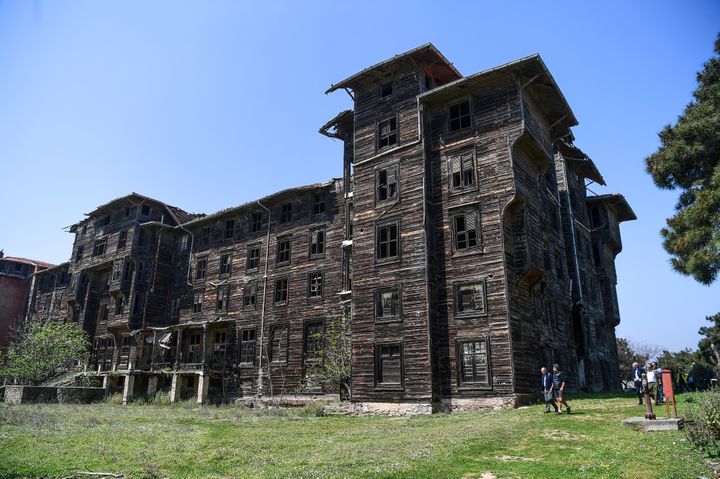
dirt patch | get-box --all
[541,429,588,441]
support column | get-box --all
[197,373,209,404]
[102,375,110,390]
[122,374,135,406]
[147,376,158,396]
[170,374,180,404]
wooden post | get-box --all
[169,374,179,404]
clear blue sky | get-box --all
[0,1,718,351]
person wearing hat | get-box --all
[552,363,571,414]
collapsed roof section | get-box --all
[586,194,637,222]
[555,140,606,186]
[325,43,462,95]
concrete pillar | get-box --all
[122,374,135,406]
[197,374,209,404]
[147,376,158,396]
[169,374,180,404]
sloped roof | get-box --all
[0,256,55,270]
[326,43,462,94]
[587,194,637,222]
[555,140,605,186]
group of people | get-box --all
[540,364,571,414]
[631,361,664,405]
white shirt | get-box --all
[646,369,657,383]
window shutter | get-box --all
[449,156,461,174]
[465,211,477,232]
[461,153,473,170]
[387,166,398,184]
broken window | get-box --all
[99,215,111,227]
[376,343,403,387]
[269,326,288,364]
[212,331,227,357]
[455,282,486,317]
[125,206,136,218]
[310,229,325,257]
[117,230,127,250]
[308,271,323,298]
[251,211,263,232]
[220,253,232,275]
[188,333,202,363]
[192,292,203,314]
[93,238,107,257]
[378,117,398,149]
[376,164,398,202]
[458,338,489,385]
[112,259,123,281]
[313,193,326,215]
[448,152,475,191]
[216,285,229,313]
[239,329,256,365]
[274,277,288,304]
[280,202,293,224]
[452,210,479,251]
[375,287,400,321]
[376,222,399,260]
[304,320,324,369]
[449,100,471,132]
[276,236,291,265]
[246,244,260,271]
[224,219,235,240]
[141,204,150,217]
[75,245,84,261]
[195,257,207,280]
[243,281,257,309]
[380,80,393,97]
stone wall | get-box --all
[3,385,105,404]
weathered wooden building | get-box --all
[26,43,634,412]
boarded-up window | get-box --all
[240,329,256,365]
[376,164,398,202]
[375,287,400,321]
[376,222,399,260]
[378,117,397,149]
[455,282,486,316]
[458,338,489,386]
[453,210,480,251]
[310,229,325,257]
[448,152,475,191]
[376,343,403,387]
[270,327,288,364]
[449,100,471,132]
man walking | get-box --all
[632,362,645,405]
[541,367,558,413]
[552,364,571,414]
[646,362,659,405]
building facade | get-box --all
[25,44,634,412]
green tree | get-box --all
[645,34,720,285]
[698,312,720,369]
[0,322,89,385]
[616,337,661,384]
[301,309,351,398]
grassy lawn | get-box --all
[0,393,710,479]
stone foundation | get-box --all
[4,385,106,404]
[437,396,516,412]
[351,401,433,416]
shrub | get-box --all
[298,403,326,417]
[685,390,720,457]
[106,393,124,405]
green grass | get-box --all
[0,394,710,478]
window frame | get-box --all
[303,318,325,371]
[375,219,401,263]
[195,257,208,281]
[269,325,289,365]
[224,219,235,240]
[374,342,404,390]
[251,211,263,233]
[280,202,293,224]
[242,281,257,310]
[307,270,324,300]
[379,80,393,98]
[312,193,326,215]
[246,243,261,272]
[216,285,229,313]
[117,230,128,250]
[309,227,326,259]
[447,150,477,194]
[377,115,398,150]
[453,280,488,318]
[450,206,482,254]
[239,328,257,367]
[375,162,400,204]
[93,237,108,257]
[374,286,402,323]
[273,276,289,305]
[192,291,203,314]
[219,252,233,276]
[448,98,472,133]
[276,235,292,266]
[456,336,491,389]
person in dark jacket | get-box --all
[552,364,571,414]
[541,367,558,413]
[632,362,645,405]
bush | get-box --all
[106,393,124,405]
[685,390,720,457]
[298,403,326,417]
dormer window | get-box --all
[141,205,150,217]
[449,100,471,132]
[380,81,393,98]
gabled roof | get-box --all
[326,43,462,94]
[556,140,605,186]
[419,54,577,139]
[180,180,337,228]
[587,194,637,222]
